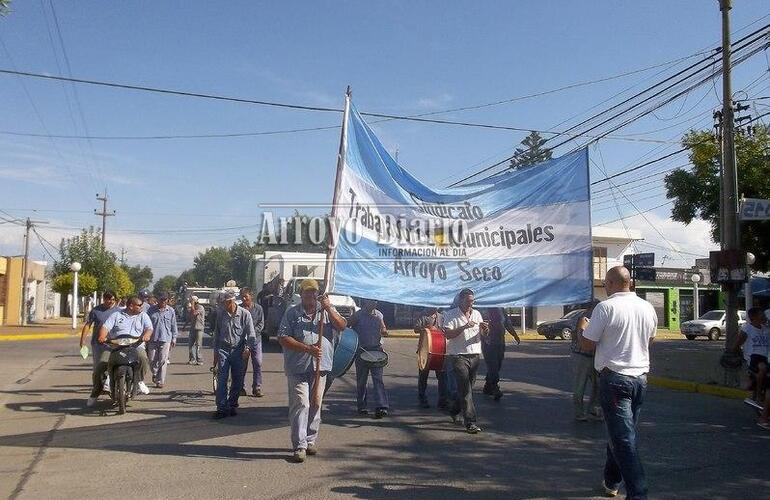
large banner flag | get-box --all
[329,102,592,307]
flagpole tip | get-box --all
[345,85,352,97]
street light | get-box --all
[691,273,701,320]
[746,252,756,310]
[70,262,81,330]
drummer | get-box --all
[414,307,449,410]
[349,298,389,418]
[277,279,347,463]
[443,288,488,434]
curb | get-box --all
[0,333,78,341]
[648,375,747,400]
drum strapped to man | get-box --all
[417,326,446,371]
[359,348,388,368]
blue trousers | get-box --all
[600,369,648,500]
[241,338,263,389]
[355,348,389,410]
[482,341,505,387]
[215,347,245,412]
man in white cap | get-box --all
[212,290,257,419]
[278,278,346,462]
[188,295,205,365]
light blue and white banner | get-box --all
[329,102,592,307]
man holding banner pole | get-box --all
[443,288,488,434]
[277,279,346,462]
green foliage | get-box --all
[122,264,153,292]
[230,236,261,286]
[175,269,197,289]
[0,0,11,17]
[52,228,119,292]
[192,247,232,288]
[52,272,98,296]
[665,125,770,271]
[510,131,553,169]
[104,265,134,298]
[153,275,178,296]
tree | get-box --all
[153,275,178,296]
[122,264,153,292]
[175,269,197,290]
[52,228,118,292]
[52,272,98,297]
[230,236,262,287]
[665,125,770,271]
[510,131,553,169]
[104,265,134,298]
[192,247,232,287]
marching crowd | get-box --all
[83,266,770,499]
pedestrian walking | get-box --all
[443,288,488,434]
[572,300,602,421]
[212,291,257,419]
[481,307,519,400]
[146,292,178,389]
[277,279,346,462]
[239,290,265,397]
[350,299,389,418]
[187,296,205,365]
[582,266,656,499]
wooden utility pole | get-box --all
[94,189,116,250]
[20,217,48,326]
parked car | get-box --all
[536,309,586,340]
[680,309,747,341]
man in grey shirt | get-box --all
[349,298,389,418]
[278,279,346,463]
[187,296,205,365]
[239,289,265,397]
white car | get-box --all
[680,309,747,341]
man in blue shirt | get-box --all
[349,299,389,418]
[239,289,265,397]
[80,291,119,402]
[278,279,346,463]
[212,291,257,419]
[89,296,153,407]
[147,292,179,389]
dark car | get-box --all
[536,309,586,340]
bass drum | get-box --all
[331,328,359,378]
[417,326,446,372]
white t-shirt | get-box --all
[742,323,770,361]
[583,292,657,376]
[442,307,483,355]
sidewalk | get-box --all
[0,318,79,340]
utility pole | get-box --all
[94,189,116,250]
[20,217,48,326]
[120,247,127,266]
[719,0,741,352]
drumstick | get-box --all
[312,313,325,407]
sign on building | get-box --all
[740,198,770,221]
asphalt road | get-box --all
[0,335,767,500]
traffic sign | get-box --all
[623,253,655,267]
[635,267,657,281]
[740,198,770,220]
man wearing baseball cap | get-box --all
[278,278,347,462]
[212,290,257,419]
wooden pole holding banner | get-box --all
[313,86,352,407]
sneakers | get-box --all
[482,384,493,395]
[419,398,430,409]
[212,410,228,420]
[602,480,619,497]
[187,361,196,365]
[492,388,503,401]
[86,397,97,407]
[229,407,238,416]
[358,409,369,416]
[253,386,263,397]
[466,423,482,434]
[292,449,306,463]
[374,408,388,419]
[196,361,204,366]
[137,381,150,395]
[306,443,318,456]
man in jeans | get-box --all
[443,288,489,434]
[187,296,205,365]
[582,266,657,499]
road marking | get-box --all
[0,333,77,341]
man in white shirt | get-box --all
[443,288,488,434]
[582,266,656,500]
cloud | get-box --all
[414,93,454,110]
[602,211,718,267]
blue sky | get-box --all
[1,1,769,278]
